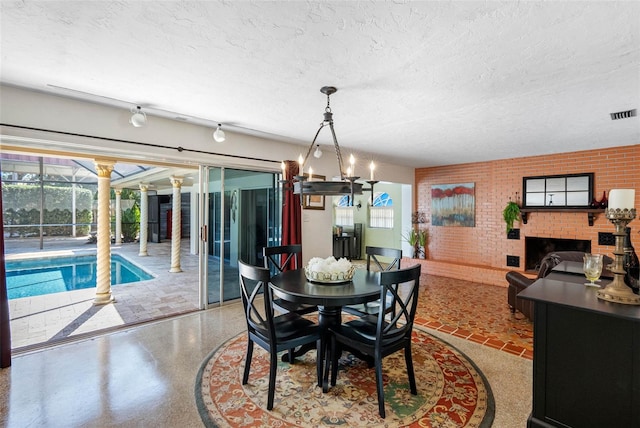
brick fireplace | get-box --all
[414,144,639,286]
[525,237,591,271]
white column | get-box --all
[169,175,184,273]
[115,189,122,245]
[138,184,149,256]
[94,160,115,305]
[190,184,199,255]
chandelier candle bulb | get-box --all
[298,155,304,174]
[370,161,375,181]
[349,154,355,176]
[609,189,636,210]
[308,168,313,181]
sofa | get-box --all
[506,251,613,320]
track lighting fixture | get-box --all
[213,124,226,142]
[314,144,323,158]
[129,106,147,127]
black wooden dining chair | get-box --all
[327,263,421,418]
[237,260,323,410]
[342,246,402,317]
[263,244,318,316]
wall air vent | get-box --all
[610,109,637,120]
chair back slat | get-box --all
[263,244,302,273]
[238,259,322,411]
[262,244,318,316]
[238,260,276,342]
[376,264,421,342]
[366,246,402,272]
[341,246,403,318]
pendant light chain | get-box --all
[330,123,346,180]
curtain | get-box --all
[281,160,302,270]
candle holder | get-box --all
[294,175,307,206]
[365,180,379,204]
[597,207,640,305]
[345,176,360,206]
[279,179,294,192]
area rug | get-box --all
[195,328,494,427]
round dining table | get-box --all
[270,268,382,330]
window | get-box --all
[334,195,354,226]
[372,192,392,207]
[369,192,394,229]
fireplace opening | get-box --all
[525,237,591,271]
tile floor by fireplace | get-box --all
[416,274,533,359]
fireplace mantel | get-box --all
[520,208,604,226]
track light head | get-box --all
[213,123,226,142]
[129,106,147,127]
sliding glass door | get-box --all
[200,167,280,306]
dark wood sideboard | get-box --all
[519,264,640,428]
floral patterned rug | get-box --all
[195,327,494,427]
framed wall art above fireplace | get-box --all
[522,172,594,208]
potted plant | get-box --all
[402,229,419,258]
[416,229,428,259]
[502,200,521,234]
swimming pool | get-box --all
[5,254,154,299]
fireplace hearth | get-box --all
[525,237,591,271]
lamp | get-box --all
[129,106,147,127]
[286,86,378,206]
[213,124,226,142]
[314,145,323,158]
[597,189,640,305]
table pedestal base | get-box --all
[281,306,341,356]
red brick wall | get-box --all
[414,144,640,286]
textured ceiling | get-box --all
[1,1,638,167]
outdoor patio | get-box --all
[5,237,203,351]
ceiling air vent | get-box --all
[610,109,637,120]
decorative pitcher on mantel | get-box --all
[599,190,608,208]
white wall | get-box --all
[0,84,415,262]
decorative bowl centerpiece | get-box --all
[304,256,355,284]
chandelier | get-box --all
[286,86,378,205]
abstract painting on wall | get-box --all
[431,183,475,227]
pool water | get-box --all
[5,254,154,299]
